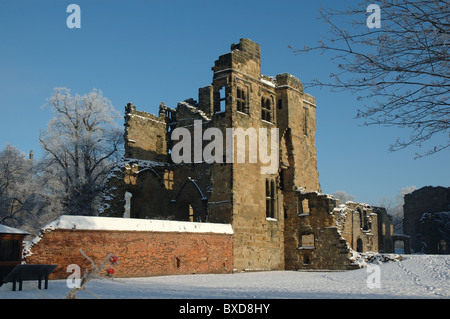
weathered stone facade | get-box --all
[100,39,386,271]
[372,206,395,253]
[403,186,450,254]
[284,192,385,270]
[284,192,356,270]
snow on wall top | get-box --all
[23,216,233,258]
[40,215,234,234]
[0,224,29,235]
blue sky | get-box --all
[0,0,448,206]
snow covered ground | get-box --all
[1,255,449,299]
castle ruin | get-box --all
[403,186,450,254]
[100,39,393,271]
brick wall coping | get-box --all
[40,215,234,234]
[23,216,233,258]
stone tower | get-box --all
[196,39,321,270]
[102,38,325,271]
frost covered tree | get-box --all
[379,185,417,233]
[0,144,57,235]
[39,88,122,216]
[332,190,356,204]
[0,145,33,226]
[292,0,449,158]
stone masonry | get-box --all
[403,186,450,254]
[100,38,386,271]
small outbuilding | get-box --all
[0,224,29,285]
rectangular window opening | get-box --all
[214,86,226,114]
[277,99,283,109]
[265,178,276,219]
[300,199,310,215]
[219,87,226,112]
[236,87,249,114]
[261,97,272,122]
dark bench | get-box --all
[2,264,58,291]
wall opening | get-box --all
[265,179,276,219]
[362,210,369,231]
[300,199,310,215]
[173,179,208,222]
[218,86,226,113]
[163,170,174,190]
[261,96,272,122]
[277,99,282,109]
[357,238,363,253]
[236,87,249,114]
[188,204,194,222]
[303,254,310,265]
[357,208,363,229]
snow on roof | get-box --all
[40,215,234,234]
[0,224,29,235]
[260,76,276,87]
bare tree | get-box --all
[291,0,449,158]
[39,88,122,216]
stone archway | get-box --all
[393,234,411,254]
[130,168,170,219]
[172,178,208,222]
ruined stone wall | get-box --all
[231,161,284,271]
[372,206,394,253]
[419,212,450,254]
[284,192,358,270]
[275,74,320,193]
[403,186,450,252]
[284,192,383,270]
[100,38,326,272]
[208,39,285,271]
[170,98,233,224]
[124,103,168,162]
[100,159,215,223]
[212,38,261,80]
[334,202,379,253]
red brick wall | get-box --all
[25,229,233,279]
